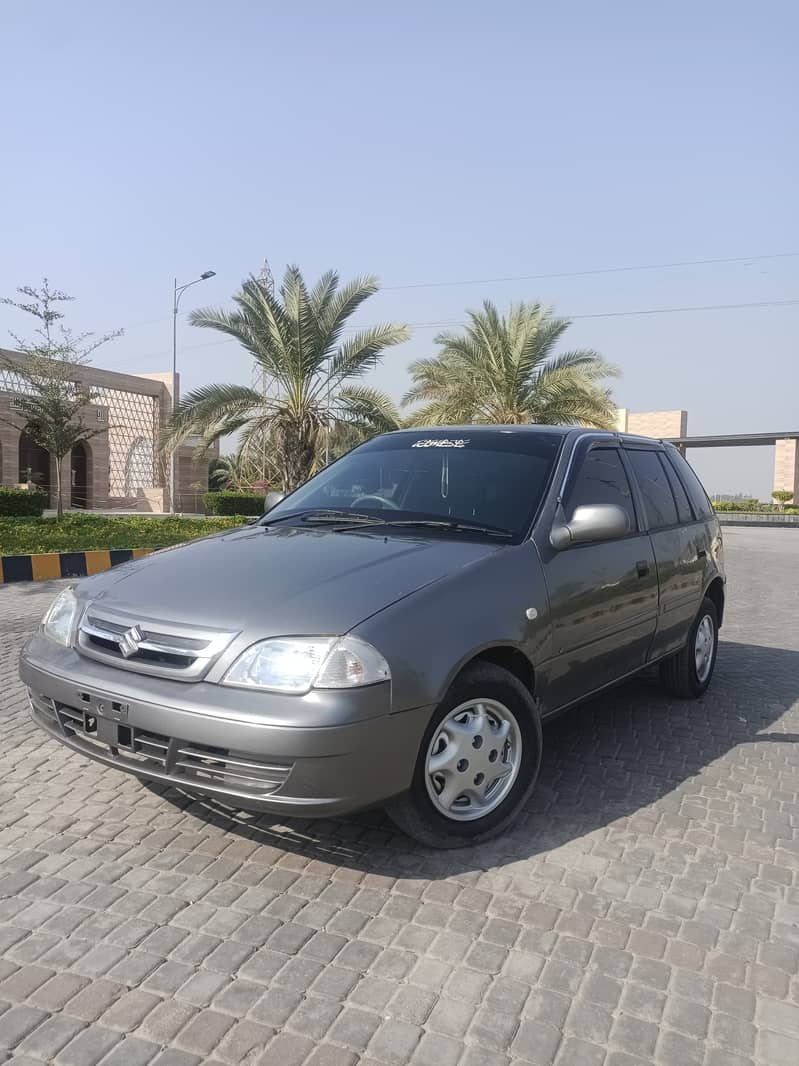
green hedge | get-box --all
[712,500,799,514]
[203,491,265,516]
[0,488,49,518]
[0,512,251,556]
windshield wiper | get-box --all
[261,509,386,527]
[381,519,513,539]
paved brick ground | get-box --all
[0,526,798,1065]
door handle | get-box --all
[697,549,707,560]
[636,560,650,578]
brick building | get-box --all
[0,349,215,512]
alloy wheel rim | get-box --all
[424,698,522,822]
[694,614,715,682]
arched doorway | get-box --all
[71,441,88,509]
[18,431,50,497]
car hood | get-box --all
[82,525,503,636]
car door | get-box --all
[539,442,659,711]
[624,445,710,659]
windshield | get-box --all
[265,430,563,541]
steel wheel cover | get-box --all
[694,614,715,682]
[424,698,523,822]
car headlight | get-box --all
[42,587,79,647]
[222,635,390,694]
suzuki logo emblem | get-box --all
[118,625,144,658]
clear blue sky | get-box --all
[2,0,797,496]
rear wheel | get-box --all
[387,662,542,848]
[659,596,719,699]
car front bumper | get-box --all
[19,633,432,818]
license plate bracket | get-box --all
[96,715,118,746]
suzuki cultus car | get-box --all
[21,427,724,847]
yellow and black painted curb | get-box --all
[0,548,153,585]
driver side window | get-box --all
[568,447,637,529]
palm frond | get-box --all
[405,299,618,428]
[328,323,411,384]
[161,383,262,453]
[336,385,403,433]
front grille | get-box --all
[29,692,291,799]
[76,608,238,681]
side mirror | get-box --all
[550,503,630,550]
[264,491,286,512]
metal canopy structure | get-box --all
[665,430,799,449]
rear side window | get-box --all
[626,449,679,529]
[661,455,693,522]
[568,447,636,530]
[666,450,714,519]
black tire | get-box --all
[659,596,719,699]
[386,662,542,848]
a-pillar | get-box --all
[773,439,799,503]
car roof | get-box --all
[385,425,571,438]
[383,425,668,447]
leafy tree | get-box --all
[404,300,618,428]
[772,489,794,510]
[162,267,409,491]
[1,279,122,517]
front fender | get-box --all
[354,541,551,713]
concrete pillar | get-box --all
[773,439,799,503]
[0,425,20,486]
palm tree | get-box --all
[163,267,410,491]
[403,300,619,429]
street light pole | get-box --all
[170,270,215,513]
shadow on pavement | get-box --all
[144,638,799,879]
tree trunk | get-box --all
[281,425,319,492]
[55,456,63,520]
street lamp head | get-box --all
[200,270,216,280]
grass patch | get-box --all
[0,512,252,556]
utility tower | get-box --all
[250,259,279,481]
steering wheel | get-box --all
[351,494,401,510]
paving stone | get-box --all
[100,1036,161,1066]
[65,979,125,1022]
[305,1046,360,1066]
[214,1019,274,1063]
[55,1025,121,1065]
[100,989,161,1032]
[137,1000,198,1045]
[257,1031,314,1066]
[329,1006,382,1051]
[0,531,798,1066]
[757,1029,799,1066]
[512,1019,562,1064]
[409,1030,462,1066]
[0,1005,49,1050]
[366,1019,423,1065]
[174,1010,234,1056]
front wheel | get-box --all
[387,662,542,848]
[659,596,719,699]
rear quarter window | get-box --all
[665,450,715,519]
[626,449,679,529]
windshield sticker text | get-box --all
[411,438,470,448]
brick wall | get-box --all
[774,439,799,500]
[623,410,688,438]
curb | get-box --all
[0,548,153,585]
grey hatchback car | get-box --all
[21,426,725,847]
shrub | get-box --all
[711,500,799,515]
[0,487,49,517]
[203,491,265,516]
[0,514,250,556]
